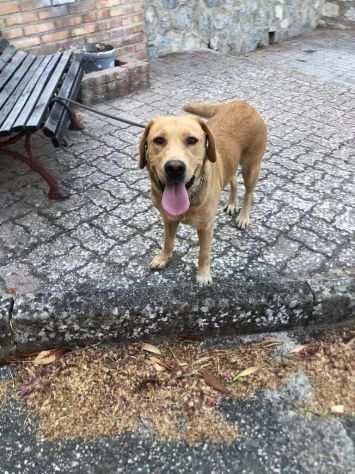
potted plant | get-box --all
[82,41,117,73]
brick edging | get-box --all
[80,58,150,105]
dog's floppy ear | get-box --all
[198,119,217,163]
[139,120,154,169]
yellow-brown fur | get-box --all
[139,100,267,284]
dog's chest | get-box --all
[165,209,212,228]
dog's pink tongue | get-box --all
[162,183,190,216]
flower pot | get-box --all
[82,42,117,73]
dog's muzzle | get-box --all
[164,160,186,184]
[159,175,195,192]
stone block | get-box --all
[12,36,41,49]
[345,7,355,22]
[80,59,150,105]
[24,22,55,35]
[38,5,68,19]
[0,2,20,16]
[3,27,23,39]
[323,2,340,17]
[5,12,38,27]
[41,29,70,43]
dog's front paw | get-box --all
[236,213,250,230]
[150,254,170,270]
[223,203,237,217]
[196,271,213,286]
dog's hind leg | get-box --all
[223,176,238,216]
[150,220,178,269]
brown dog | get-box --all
[139,100,267,284]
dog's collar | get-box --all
[186,175,195,190]
[189,172,207,202]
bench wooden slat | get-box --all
[0,54,37,113]
[0,45,17,74]
[0,50,28,92]
[44,55,83,141]
[13,53,61,130]
[0,38,84,200]
[25,50,72,130]
[0,55,53,134]
[54,60,83,142]
[0,56,48,132]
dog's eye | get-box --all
[153,136,166,146]
[186,136,198,145]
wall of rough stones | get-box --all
[145,0,325,58]
[321,1,355,29]
[0,0,146,59]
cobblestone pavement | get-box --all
[252,29,355,87]
[1,29,355,297]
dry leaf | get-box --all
[25,367,36,378]
[150,361,165,372]
[345,337,355,347]
[331,405,345,414]
[33,349,65,366]
[288,344,318,359]
[150,357,177,372]
[289,345,307,354]
[149,357,167,372]
[200,369,230,395]
[1,351,39,365]
[142,343,161,355]
[233,366,259,381]
[193,356,212,366]
[261,336,283,347]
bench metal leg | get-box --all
[0,132,69,200]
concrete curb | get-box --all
[0,296,13,359]
[1,275,354,357]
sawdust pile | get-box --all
[0,381,10,408]
[18,341,255,444]
[298,334,355,415]
[8,330,355,443]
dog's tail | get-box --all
[183,102,220,119]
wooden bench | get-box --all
[0,39,84,200]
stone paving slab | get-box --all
[0,29,355,353]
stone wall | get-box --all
[0,0,146,59]
[321,1,355,29]
[145,0,325,58]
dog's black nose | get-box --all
[164,160,186,181]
